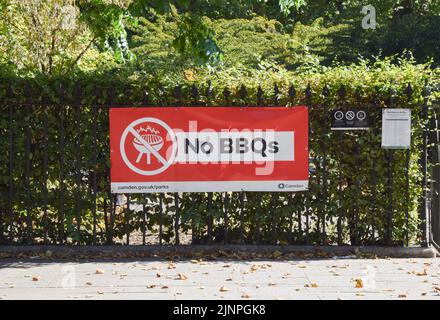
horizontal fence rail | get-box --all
[0,80,437,246]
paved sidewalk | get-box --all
[0,257,439,300]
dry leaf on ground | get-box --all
[355,279,364,288]
[219,286,229,292]
[176,273,188,280]
[95,269,105,274]
[32,276,40,281]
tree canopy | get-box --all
[0,0,439,76]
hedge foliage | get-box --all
[0,57,438,245]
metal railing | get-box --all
[0,80,435,246]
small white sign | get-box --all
[381,109,411,149]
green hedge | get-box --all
[0,58,437,245]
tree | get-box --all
[0,0,305,74]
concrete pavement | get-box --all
[0,257,439,300]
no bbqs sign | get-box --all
[110,107,309,193]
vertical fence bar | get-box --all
[305,84,312,244]
[24,83,32,244]
[142,90,149,246]
[273,84,281,243]
[385,89,397,246]
[223,193,229,245]
[126,194,130,245]
[74,83,82,243]
[207,193,213,244]
[91,87,99,245]
[354,143,360,245]
[191,84,199,244]
[370,151,377,245]
[42,94,49,244]
[420,86,431,246]
[7,84,14,243]
[159,193,163,245]
[124,87,131,246]
[107,87,115,245]
[386,149,394,246]
[253,86,264,244]
[405,84,413,246]
[288,85,300,243]
[205,82,214,245]
[58,83,65,244]
[336,86,346,245]
[238,84,247,244]
[337,163,343,246]
[158,85,166,245]
[142,194,147,245]
[321,85,329,244]
[173,85,182,245]
[370,93,381,245]
[222,87,231,244]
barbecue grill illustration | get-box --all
[133,126,164,164]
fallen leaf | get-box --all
[161,285,169,289]
[176,273,188,280]
[97,290,104,295]
[415,269,428,276]
[32,276,40,281]
[433,286,440,292]
[156,273,163,278]
[268,282,276,286]
[355,279,364,288]
[225,278,233,281]
[422,292,427,296]
[398,294,407,298]
[146,285,156,289]
[85,282,92,286]
[190,260,199,264]
[241,293,251,299]
[310,283,318,288]
[95,269,105,274]
[219,286,229,292]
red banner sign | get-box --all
[110,107,308,193]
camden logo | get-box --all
[278,183,297,189]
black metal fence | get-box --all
[0,80,437,247]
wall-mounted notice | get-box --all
[381,109,411,149]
